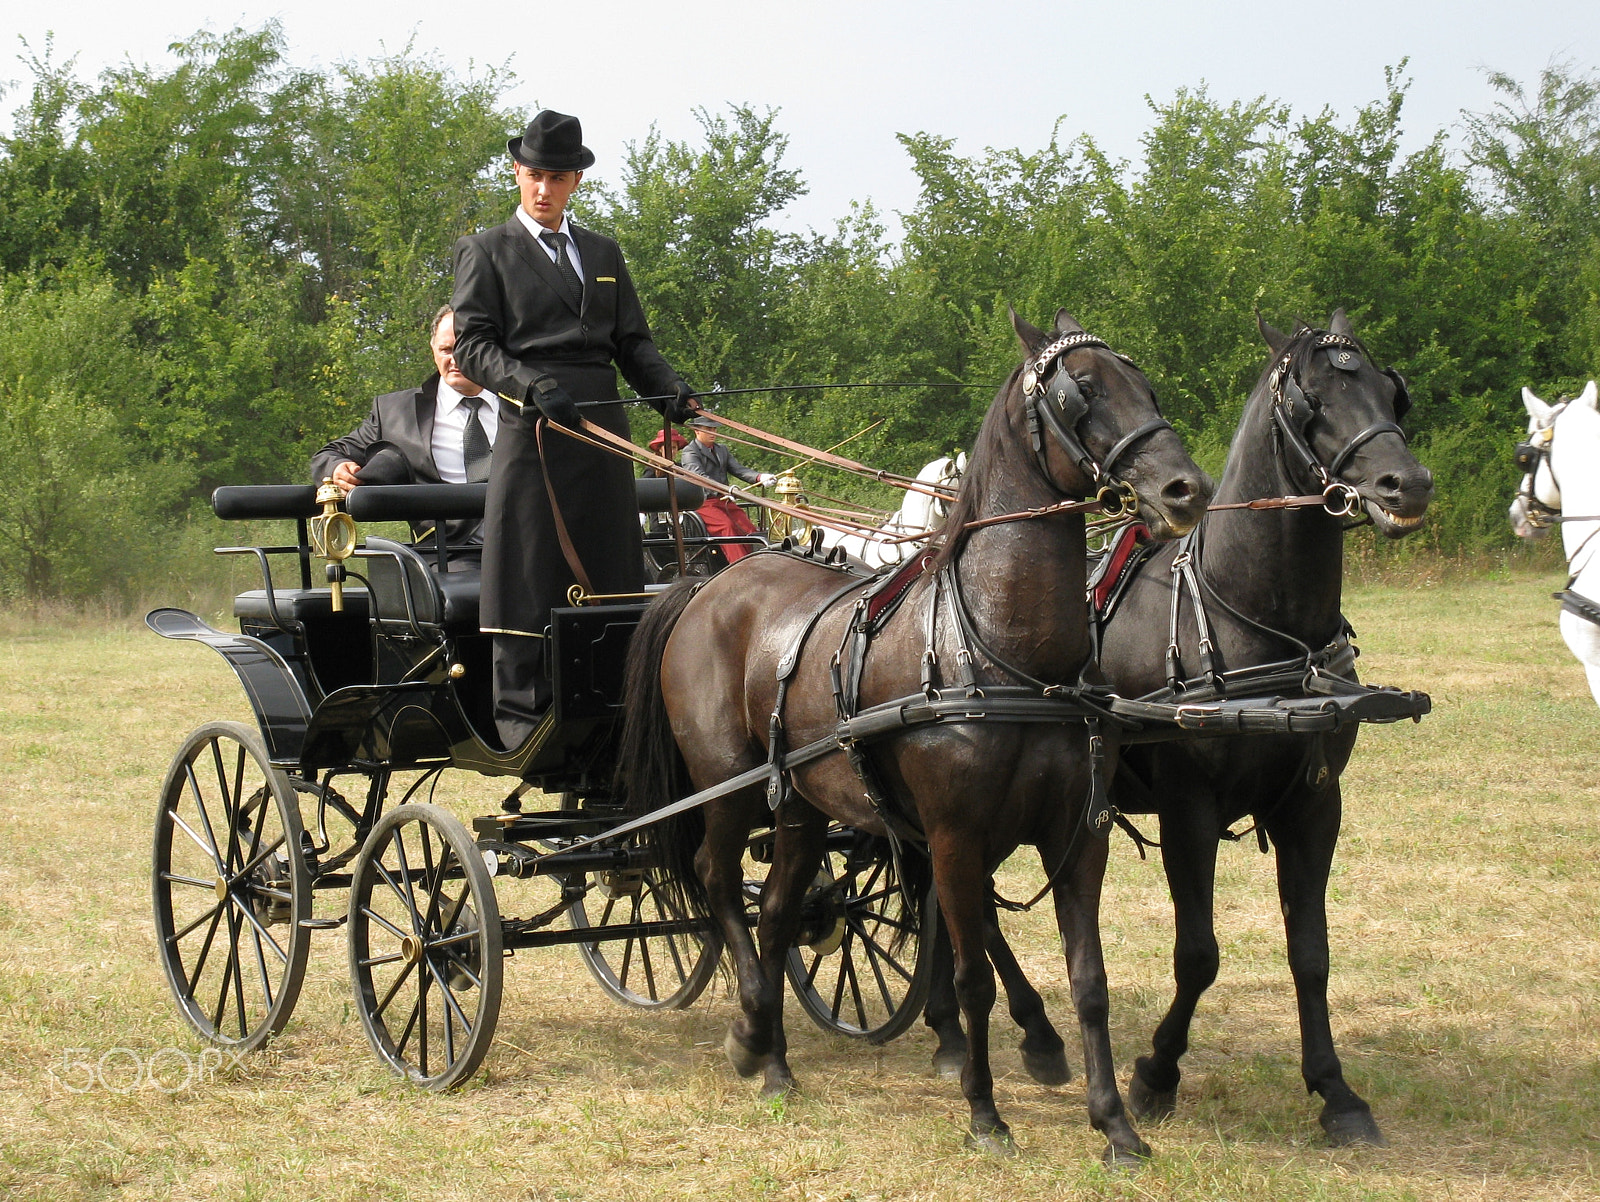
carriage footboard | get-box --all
[145,608,314,764]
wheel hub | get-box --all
[214,876,230,902]
[803,870,848,956]
[400,934,425,965]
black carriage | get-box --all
[148,480,932,1090]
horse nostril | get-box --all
[1377,472,1403,496]
[1163,479,1194,503]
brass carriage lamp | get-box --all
[769,468,811,543]
[309,479,359,612]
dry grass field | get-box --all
[1,570,1597,1201]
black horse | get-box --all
[925,309,1431,1145]
[619,309,1210,1163]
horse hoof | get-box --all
[1126,1072,1176,1121]
[963,1126,1017,1158]
[1021,1045,1072,1088]
[759,1074,796,1102]
[1321,1106,1387,1147]
[1101,1139,1152,1171]
[931,1047,965,1081]
[723,1028,762,1079]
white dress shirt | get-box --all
[432,376,498,484]
[513,207,585,280]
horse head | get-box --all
[1513,380,1600,538]
[1005,308,1212,539]
[1255,309,1433,538]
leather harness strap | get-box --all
[535,417,596,599]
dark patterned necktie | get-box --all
[539,229,584,307]
[461,395,492,483]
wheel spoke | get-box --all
[841,935,868,1029]
[185,761,225,874]
[859,925,897,1014]
[360,904,411,942]
[234,895,290,964]
[360,950,406,968]
[417,969,429,1077]
[393,828,421,928]
[395,987,422,1055]
[249,921,276,1009]
[425,957,473,1045]
[169,900,224,944]
[847,922,914,983]
[161,871,217,890]
[170,808,221,866]
[373,957,418,1020]
[183,904,226,995]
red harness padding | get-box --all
[864,550,938,626]
[696,497,761,562]
[1090,523,1151,614]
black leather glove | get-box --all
[665,380,698,424]
[529,377,580,428]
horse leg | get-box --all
[927,834,1012,1155]
[923,912,968,1080]
[1045,826,1151,1166]
[696,795,773,1082]
[747,797,830,1098]
[925,904,1070,1087]
[985,904,1071,1087]
[1127,798,1220,1122]
[1269,783,1386,1146]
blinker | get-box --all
[1328,348,1362,373]
[1513,441,1539,474]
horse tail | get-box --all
[616,578,709,918]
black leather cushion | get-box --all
[234,588,371,623]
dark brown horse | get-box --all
[620,309,1210,1163]
[924,309,1432,1146]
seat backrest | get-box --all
[359,537,445,630]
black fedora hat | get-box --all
[508,110,595,172]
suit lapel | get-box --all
[573,225,603,319]
[417,374,442,482]
[502,218,581,317]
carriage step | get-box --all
[299,915,347,929]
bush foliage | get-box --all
[1,26,1596,600]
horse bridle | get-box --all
[1022,332,1172,513]
[1513,404,1565,527]
[1267,331,1412,517]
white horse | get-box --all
[820,453,966,569]
[1510,380,1600,704]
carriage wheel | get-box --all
[347,804,503,1090]
[785,831,937,1043]
[559,795,722,1011]
[152,721,311,1051]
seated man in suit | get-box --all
[310,305,495,553]
[680,415,775,563]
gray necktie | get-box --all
[539,230,584,307]
[461,395,492,483]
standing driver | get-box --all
[451,109,696,748]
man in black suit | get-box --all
[310,305,496,551]
[451,109,695,748]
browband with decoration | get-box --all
[1022,332,1136,397]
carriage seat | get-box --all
[234,587,371,625]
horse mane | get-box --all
[932,364,1024,569]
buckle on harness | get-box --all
[1175,704,1220,729]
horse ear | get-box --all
[1256,311,1287,353]
[1053,309,1085,335]
[1329,307,1354,337]
[1523,386,1553,423]
[1010,306,1047,354]
[1579,380,1599,410]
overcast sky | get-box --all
[7,0,1598,234]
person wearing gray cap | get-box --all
[680,416,775,564]
[451,109,697,749]
[681,416,777,489]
